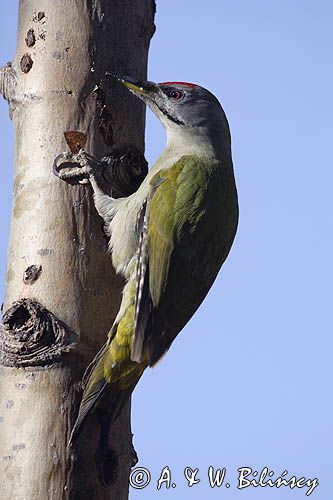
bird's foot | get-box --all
[53,149,102,185]
[53,145,148,196]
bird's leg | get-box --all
[52,149,101,184]
[75,150,108,200]
[53,145,148,198]
[53,149,119,227]
[53,146,148,224]
[54,145,149,237]
[53,149,108,194]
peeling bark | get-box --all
[0,1,155,498]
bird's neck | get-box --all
[151,122,231,174]
[168,125,215,154]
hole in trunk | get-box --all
[7,305,31,330]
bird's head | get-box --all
[108,74,230,137]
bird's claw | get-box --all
[53,149,101,185]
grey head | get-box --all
[108,74,231,139]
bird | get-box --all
[66,75,239,453]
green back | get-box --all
[145,154,238,364]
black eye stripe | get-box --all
[160,107,185,125]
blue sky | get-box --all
[1,2,332,499]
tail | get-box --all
[68,284,147,486]
[69,341,145,447]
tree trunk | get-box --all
[0,1,155,499]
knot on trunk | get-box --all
[101,145,148,197]
[0,63,18,103]
[0,299,77,367]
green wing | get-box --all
[132,154,238,366]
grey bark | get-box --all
[0,1,155,499]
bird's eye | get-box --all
[169,90,184,101]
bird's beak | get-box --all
[106,73,158,100]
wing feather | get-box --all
[132,155,237,366]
